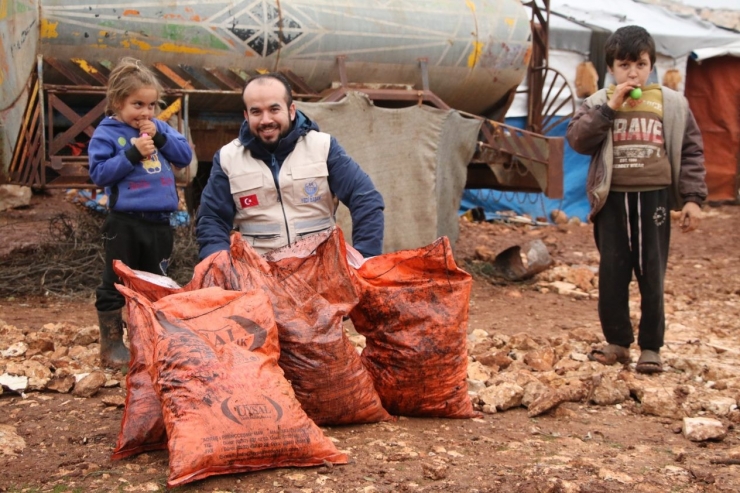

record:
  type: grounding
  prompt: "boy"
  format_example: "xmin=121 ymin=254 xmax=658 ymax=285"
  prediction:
xmin=566 ymin=25 xmax=706 ymax=374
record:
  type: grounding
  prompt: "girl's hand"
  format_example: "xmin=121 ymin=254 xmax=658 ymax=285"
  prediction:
xmin=134 ymin=133 xmax=155 ymax=158
xmin=138 ymin=119 xmax=157 ymax=137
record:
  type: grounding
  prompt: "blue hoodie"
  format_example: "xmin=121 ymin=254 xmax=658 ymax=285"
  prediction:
xmin=196 ymin=110 xmax=385 ymax=259
xmin=88 ymin=117 xmax=193 ymax=213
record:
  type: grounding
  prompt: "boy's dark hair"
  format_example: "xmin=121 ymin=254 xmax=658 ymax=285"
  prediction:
xmin=242 ymin=73 xmax=294 ymax=110
xmin=604 ymin=25 xmax=656 ymax=68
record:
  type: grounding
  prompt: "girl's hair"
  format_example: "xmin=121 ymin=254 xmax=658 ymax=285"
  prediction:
xmin=105 ymin=57 xmax=164 ymax=116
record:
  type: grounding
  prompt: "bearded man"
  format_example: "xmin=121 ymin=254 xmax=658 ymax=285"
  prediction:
xmin=196 ymin=73 xmax=385 ymax=259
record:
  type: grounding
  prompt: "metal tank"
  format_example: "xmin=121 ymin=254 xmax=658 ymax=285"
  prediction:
xmin=38 ymin=0 xmax=532 ymax=115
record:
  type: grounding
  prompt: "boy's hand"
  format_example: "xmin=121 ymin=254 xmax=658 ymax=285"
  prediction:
xmin=138 ymin=119 xmax=157 ymax=137
xmin=679 ymin=202 xmax=701 ymax=233
xmin=607 ymin=82 xmax=639 ymax=111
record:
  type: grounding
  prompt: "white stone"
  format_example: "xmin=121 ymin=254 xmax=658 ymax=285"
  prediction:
xmin=683 ymin=417 xmax=726 ymax=442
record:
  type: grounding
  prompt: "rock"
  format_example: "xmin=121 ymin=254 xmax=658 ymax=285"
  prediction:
xmin=528 ymin=381 xmax=589 ymax=417
xmin=47 ymin=368 xmax=76 ymax=393
xmin=523 ymin=348 xmax=556 ymax=371
xmin=0 ymin=373 xmax=28 ymax=392
xmin=467 ymin=361 xmax=492 ymax=381
xmin=102 ymin=395 xmax=126 ymax=407
xmin=1 ymin=342 xmax=28 ymax=358
xmin=682 ymin=417 xmax=726 ymax=442
xmin=551 ymin=209 xmax=568 ymax=224
xmin=478 ymin=382 xmax=524 ymax=411
xmin=72 ymin=370 xmax=107 ymax=397
xmin=563 ymin=266 xmax=596 ymax=292
xmin=702 ymin=396 xmax=737 ymax=417
xmin=591 ymin=376 xmax=630 ymax=406
xmin=421 ymin=462 xmax=448 ymax=480
xmin=20 ymin=360 xmax=52 ymax=391
xmin=638 ymin=387 xmax=685 ymax=420
xmin=0 ymin=424 xmax=27 ymax=456
xmin=521 ymin=381 xmax=551 ymax=408
xmin=25 ymin=333 xmax=55 ymax=354
xmin=72 ymin=326 xmax=99 ymax=347
xmin=474 ymin=245 xmax=496 ymax=262
xmin=477 ymin=351 xmax=513 ymax=370
xmin=0 ymin=185 xmax=32 ymax=212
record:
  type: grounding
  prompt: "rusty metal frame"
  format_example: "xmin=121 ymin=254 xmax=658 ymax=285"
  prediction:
xmin=9 ymin=45 xmax=563 ymax=197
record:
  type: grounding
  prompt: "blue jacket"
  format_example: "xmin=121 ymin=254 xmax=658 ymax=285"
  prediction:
xmin=88 ymin=117 xmax=192 ymax=213
xmin=196 ymin=110 xmax=385 ymax=259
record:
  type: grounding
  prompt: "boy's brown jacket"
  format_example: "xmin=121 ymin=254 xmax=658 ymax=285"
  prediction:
xmin=566 ymin=87 xmax=707 ymax=220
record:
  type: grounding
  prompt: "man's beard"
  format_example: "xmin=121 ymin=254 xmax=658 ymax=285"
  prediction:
xmin=257 ymin=123 xmax=291 ymax=151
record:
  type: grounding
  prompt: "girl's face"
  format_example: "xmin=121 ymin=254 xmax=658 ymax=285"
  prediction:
xmin=114 ymin=86 xmax=158 ymax=129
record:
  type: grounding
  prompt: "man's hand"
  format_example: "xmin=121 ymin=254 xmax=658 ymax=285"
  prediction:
xmin=679 ymin=201 xmax=701 ymax=233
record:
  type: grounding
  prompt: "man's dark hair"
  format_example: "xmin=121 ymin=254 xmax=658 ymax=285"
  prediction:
xmin=604 ymin=25 xmax=656 ymax=68
xmin=242 ymin=73 xmax=294 ymax=110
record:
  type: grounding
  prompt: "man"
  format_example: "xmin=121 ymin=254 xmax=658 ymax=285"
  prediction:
xmin=196 ymin=73 xmax=385 ymax=259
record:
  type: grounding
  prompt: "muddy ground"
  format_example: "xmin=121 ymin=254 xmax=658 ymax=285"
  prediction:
xmin=1 ymin=190 xmax=740 ymax=492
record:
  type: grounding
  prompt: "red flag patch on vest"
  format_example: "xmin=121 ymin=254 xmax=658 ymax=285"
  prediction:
xmin=239 ymin=194 xmax=259 ymax=209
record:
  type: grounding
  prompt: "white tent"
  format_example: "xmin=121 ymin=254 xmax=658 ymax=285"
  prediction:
xmin=507 ymin=0 xmax=740 ymax=118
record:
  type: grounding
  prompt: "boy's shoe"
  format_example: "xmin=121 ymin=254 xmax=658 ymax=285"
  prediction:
xmin=588 ymin=344 xmax=631 ymax=365
xmin=636 ymin=349 xmax=663 ymax=374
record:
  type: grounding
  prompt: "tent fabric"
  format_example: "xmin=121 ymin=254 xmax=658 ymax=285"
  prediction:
xmin=549 ymin=0 xmax=740 ymax=59
xmin=692 ymin=40 xmax=740 ymax=61
xmin=685 ymin=56 xmax=740 ymax=203
xmin=296 ymin=93 xmax=481 ymax=253
xmin=461 ymin=117 xmax=591 ymax=222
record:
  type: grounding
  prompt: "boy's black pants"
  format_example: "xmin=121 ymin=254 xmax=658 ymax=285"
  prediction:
xmin=95 ymin=212 xmax=174 ymax=312
xmin=593 ymin=189 xmax=671 ymax=352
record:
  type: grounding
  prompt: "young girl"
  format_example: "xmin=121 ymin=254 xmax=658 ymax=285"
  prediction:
xmin=88 ymin=57 xmax=193 ymax=368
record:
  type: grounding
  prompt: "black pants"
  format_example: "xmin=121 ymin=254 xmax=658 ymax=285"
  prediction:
xmin=95 ymin=212 xmax=174 ymax=312
xmin=593 ymin=189 xmax=671 ymax=352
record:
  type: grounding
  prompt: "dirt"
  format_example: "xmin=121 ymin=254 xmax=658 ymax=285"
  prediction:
xmin=1 ymin=190 xmax=740 ymax=492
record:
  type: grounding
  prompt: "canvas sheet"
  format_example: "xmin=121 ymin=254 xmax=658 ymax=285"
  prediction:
xmin=297 ymin=93 xmax=481 ymax=253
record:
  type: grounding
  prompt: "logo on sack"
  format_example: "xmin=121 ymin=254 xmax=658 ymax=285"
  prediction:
xmin=239 ymin=194 xmax=259 ymax=209
xmin=220 ymin=395 xmax=284 ymax=425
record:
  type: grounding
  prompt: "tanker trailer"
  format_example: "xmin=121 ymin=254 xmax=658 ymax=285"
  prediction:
xmin=2 ymin=0 xmax=565 ymax=251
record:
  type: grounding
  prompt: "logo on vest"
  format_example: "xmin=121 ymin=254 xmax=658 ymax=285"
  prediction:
xmin=301 ymin=181 xmax=322 ymax=204
xmin=239 ymin=194 xmax=259 ymax=209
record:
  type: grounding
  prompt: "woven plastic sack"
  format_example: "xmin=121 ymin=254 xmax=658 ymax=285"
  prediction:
xmin=265 ymin=229 xmax=393 ymax=425
xmin=350 ymin=236 xmax=479 ymax=418
xmin=111 ymin=263 xmax=181 ymax=460
xmin=117 ymin=284 xmax=348 ymax=488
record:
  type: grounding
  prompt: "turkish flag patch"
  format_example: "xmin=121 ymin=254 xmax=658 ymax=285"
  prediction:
xmin=239 ymin=194 xmax=259 ymax=209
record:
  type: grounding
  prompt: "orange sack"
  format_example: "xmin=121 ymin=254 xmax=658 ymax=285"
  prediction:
xmin=111 ymin=263 xmax=180 ymax=460
xmin=350 ymin=236 xmax=480 ymax=418
xmin=111 ymin=245 xmax=273 ymax=460
xmin=116 ymin=284 xmax=348 ymax=488
xmin=266 ymin=229 xmax=393 ymax=425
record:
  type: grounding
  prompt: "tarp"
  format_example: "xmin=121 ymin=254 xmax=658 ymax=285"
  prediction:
xmin=685 ymin=56 xmax=740 ymax=203
xmin=297 ymin=93 xmax=482 ymax=253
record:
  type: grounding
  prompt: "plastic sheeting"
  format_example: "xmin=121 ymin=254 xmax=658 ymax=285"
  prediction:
xmin=296 ymin=93 xmax=482 ymax=253
xmin=686 ymin=56 xmax=740 ymax=203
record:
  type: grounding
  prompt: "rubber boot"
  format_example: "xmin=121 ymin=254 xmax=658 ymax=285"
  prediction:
xmin=98 ymin=309 xmax=130 ymax=369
